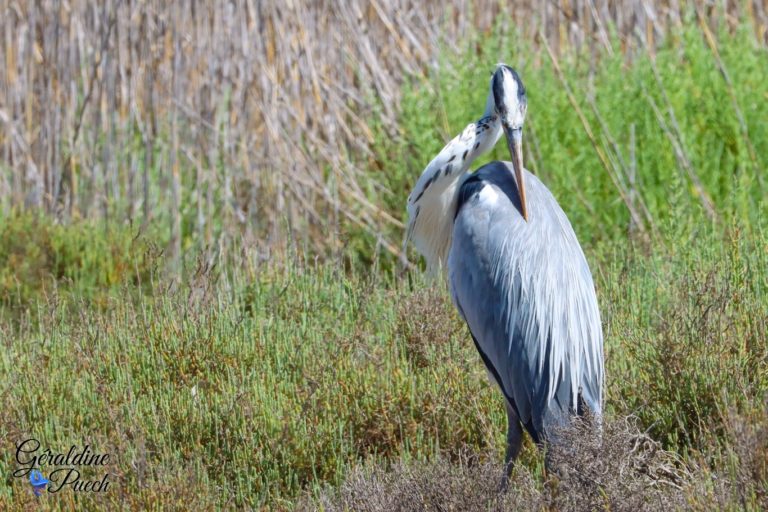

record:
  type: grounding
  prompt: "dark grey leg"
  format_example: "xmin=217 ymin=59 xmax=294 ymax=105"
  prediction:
xmin=499 ymin=400 xmax=523 ymax=492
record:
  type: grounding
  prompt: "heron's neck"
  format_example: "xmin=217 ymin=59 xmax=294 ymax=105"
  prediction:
xmin=405 ymin=114 xmax=502 ymax=271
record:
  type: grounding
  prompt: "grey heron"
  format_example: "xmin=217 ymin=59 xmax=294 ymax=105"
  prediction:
xmin=405 ymin=64 xmax=604 ymax=485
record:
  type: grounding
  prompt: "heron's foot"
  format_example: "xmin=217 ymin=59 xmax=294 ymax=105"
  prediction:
xmin=498 ymin=472 xmax=510 ymax=494
xmin=501 ymin=403 xmax=523 ymax=494
xmin=498 ymin=457 xmax=515 ymax=494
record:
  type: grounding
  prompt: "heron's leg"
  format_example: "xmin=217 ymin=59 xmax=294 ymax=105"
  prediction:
xmin=499 ymin=400 xmax=523 ymax=492
xmin=543 ymin=444 xmax=554 ymax=477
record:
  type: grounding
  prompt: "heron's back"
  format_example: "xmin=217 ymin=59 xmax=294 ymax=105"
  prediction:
xmin=448 ymin=161 xmax=603 ymax=441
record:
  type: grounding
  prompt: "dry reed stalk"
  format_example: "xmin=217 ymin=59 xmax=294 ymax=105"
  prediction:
xmin=0 ymin=1 xmax=762 ymax=264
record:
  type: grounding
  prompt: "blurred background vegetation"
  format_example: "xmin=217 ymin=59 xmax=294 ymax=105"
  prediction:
xmin=0 ymin=0 xmax=766 ymax=510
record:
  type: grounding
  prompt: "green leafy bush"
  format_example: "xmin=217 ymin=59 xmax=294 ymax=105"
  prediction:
xmin=0 ymin=213 xmax=156 ymax=314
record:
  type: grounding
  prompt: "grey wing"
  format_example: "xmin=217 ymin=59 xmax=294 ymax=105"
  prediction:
xmin=448 ymin=162 xmax=603 ymax=441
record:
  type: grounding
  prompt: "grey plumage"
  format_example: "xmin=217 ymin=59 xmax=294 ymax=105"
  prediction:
xmin=449 ymin=162 xmax=603 ymax=444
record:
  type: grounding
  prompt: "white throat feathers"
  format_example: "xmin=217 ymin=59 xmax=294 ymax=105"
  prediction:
xmin=404 ymin=110 xmax=503 ymax=272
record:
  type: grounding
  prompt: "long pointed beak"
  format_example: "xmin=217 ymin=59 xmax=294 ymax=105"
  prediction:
xmin=502 ymin=124 xmax=528 ymax=221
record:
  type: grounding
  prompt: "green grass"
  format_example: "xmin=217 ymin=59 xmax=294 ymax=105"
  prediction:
xmin=1 ymin=20 xmax=767 ymax=511
xmin=1 ymin=224 xmax=766 ymax=509
xmin=360 ymin=22 xmax=767 ymax=269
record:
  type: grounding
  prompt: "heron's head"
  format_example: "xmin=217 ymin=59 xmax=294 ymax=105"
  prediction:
xmin=492 ymin=64 xmax=528 ymax=221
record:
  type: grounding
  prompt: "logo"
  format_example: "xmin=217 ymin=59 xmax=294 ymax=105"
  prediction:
xmin=13 ymin=438 xmax=112 ymax=495
xmin=29 ymin=470 xmax=49 ymax=496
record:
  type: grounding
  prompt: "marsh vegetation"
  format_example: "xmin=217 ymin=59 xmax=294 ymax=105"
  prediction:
xmin=1 ymin=1 xmax=766 ymax=509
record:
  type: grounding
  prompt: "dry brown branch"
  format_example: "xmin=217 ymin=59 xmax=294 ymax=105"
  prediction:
xmin=0 ymin=0 xmax=758 ymax=262
xmin=308 ymin=414 xmax=700 ymax=512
